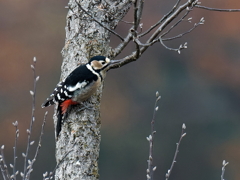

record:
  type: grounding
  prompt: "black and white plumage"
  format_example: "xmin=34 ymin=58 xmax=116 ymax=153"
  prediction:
xmin=42 ymin=56 xmax=120 ymax=137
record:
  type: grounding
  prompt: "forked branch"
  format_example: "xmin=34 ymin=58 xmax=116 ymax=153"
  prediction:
xmin=107 ymin=0 xmax=240 ymax=69
xmin=70 ymin=0 xmax=240 ymax=67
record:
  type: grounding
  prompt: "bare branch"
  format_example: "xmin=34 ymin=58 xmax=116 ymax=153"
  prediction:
xmin=25 ymin=111 xmax=48 ymax=179
xmin=12 ymin=121 xmax=19 ymax=180
xmin=108 ymin=51 xmax=137 ymax=69
xmin=109 ymin=0 xmax=145 ymax=58
xmin=162 ymin=17 xmax=204 ymax=41
xmin=134 ymin=38 xmax=158 ymax=47
xmin=110 ymin=32 xmax=133 ymax=58
xmin=74 ymin=0 xmax=124 ymax=41
xmin=133 ymin=0 xmax=144 ymax=31
xmin=133 ymin=39 xmax=141 ymax=59
xmin=160 ymin=38 xmax=182 ymax=53
xmin=0 ymin=57 xmax=47 ymax=180
xmin=146 ymin=92 xmax=161 ymax=180
xmin=133 ymin=0 xmax=139 ymax=31
xmin=109 ymin=1 xmax=195 ymax=68
xmin=141 ymin=1 xmax=194 ymax=54
xmin=23 ymin=57 xmax=47 ymax=180
xmin=133 ymin=1 xmax=141 ymax=59
xmin=165 ymin=123 xmax=186 ymax=180
xmin=0 ymin=145 xmax=11 ymax=180
xmin=23 ymin=57 xmax=38 ymax=180
xmin=121 ymin=20 xmax=134 ymax=24
xmin=195 ymin=5 xmax=240 ymax=12
xmin=160 ymin=9 xmax=191 ymax=38
xmin=157 ymin=9 xmax=190 ymax=53
xmin=139 ymin=0 xmax=182 ymax=38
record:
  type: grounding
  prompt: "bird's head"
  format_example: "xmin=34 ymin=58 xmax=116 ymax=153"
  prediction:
xmin=88 ymin=56 xmax=121 ymax=77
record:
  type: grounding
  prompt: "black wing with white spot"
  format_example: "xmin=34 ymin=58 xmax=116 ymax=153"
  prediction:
xmin=41 ymin=81 xmax=72 ymax=108
xmin=41 ymin=64 xmax=98 ymax=108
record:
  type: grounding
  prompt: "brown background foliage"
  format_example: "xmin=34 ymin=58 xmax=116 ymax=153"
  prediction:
xmin=0 ymin=0 xmax=240 ymax=179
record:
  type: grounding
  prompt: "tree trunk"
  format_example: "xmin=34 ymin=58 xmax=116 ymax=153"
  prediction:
xmin=55 ymin=0 xmax=132 ymax=179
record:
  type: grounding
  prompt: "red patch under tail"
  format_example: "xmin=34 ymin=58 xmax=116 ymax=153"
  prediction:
xmin=60 ymin=99 xmax=78 ymax=114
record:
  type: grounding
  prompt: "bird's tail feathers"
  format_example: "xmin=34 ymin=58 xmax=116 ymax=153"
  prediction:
xmin=41 ymin=98 xmax=55 ymax=108
xmin=56 ymin=104 xmax=64 ymax=138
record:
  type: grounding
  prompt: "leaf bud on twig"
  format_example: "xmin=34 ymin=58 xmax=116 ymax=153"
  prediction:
xmin=30 ymin=90 xmax=34 ymax=96
xmin=36 ymin=76 xmax=40 ymax=82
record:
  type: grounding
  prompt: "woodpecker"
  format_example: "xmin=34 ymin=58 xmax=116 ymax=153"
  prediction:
xmin=42 ymin=56 xmax=120 ymax=137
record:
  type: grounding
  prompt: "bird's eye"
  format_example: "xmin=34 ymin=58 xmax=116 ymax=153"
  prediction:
xmin=101 ymin=61 xmax=106 ymax=65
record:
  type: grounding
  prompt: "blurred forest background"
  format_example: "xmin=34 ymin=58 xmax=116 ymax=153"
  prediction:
xmin=0 ymin=0 xmax=240 ymax=180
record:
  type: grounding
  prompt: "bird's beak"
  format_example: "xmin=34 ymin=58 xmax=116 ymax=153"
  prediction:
xmin=105 ymin=59 xmax=122 ymax=71
xmin=110 ymin=59 xmax=122 ymax=65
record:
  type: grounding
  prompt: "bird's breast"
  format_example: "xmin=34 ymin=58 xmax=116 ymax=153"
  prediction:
xmin=72 ymin=78 xmax=101 ymax=102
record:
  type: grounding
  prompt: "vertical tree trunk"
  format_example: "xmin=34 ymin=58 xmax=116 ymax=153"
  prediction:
xmin=55 ymin=0 xmax=132 ymax=179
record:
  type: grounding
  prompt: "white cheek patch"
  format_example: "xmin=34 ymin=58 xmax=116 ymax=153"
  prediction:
xmin=67 ymin=81 xmax=87 ymax=92
xmin=106 ymin=57 xmax=110 ymax=63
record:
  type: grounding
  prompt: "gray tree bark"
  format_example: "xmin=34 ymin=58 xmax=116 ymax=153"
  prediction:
xmin=55 ymin=0 xmax=132 ymax=179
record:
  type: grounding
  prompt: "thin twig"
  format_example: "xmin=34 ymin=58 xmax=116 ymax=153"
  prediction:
xmin=139 ymin=0 xmax=182 ymax=38
xmin=120 ymin=20 xmax=134 ymax=24
xmin=195 ymin=5 xmax=240 ymax=12
xmin=110 ymin=32 xmax=133 ymax=58
xmin=221 ymin=160 xmax=229 ymax=180
xmin=132 ymin=8 xmax=193 ymax=52
xmin=12 ymin=121 xmax=19 ymax=180
xmin=146 ymin=92 xmax=161 ymax=180
xmin=25 ymin=111 xmax=48 ymax=179
xmin=160 ymin=16 xmax=204 ymax=53
xmin=140 ymin=0 xmax=194 ymax=55
xmin=23 ymin=57 xmax=38 ymax=180
xmin=165 ymin=123 xmax=186 ymax=180
xmin=162 ymin=18 xmax=203 ymax=41
xmin=74 ymin=0 xmax=124 ymax=41
xmin=0 ymin=145 xmax=11 ymax=180
xmin=161 ymin=9 xmax=191 ymax=38
xmin=158 ymin=8 xmax=191 ymax=53
xmin=135 ymin=9 xmax=190 ymax=50
xmin=160 ymin=38 xmax=180 ymax=52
